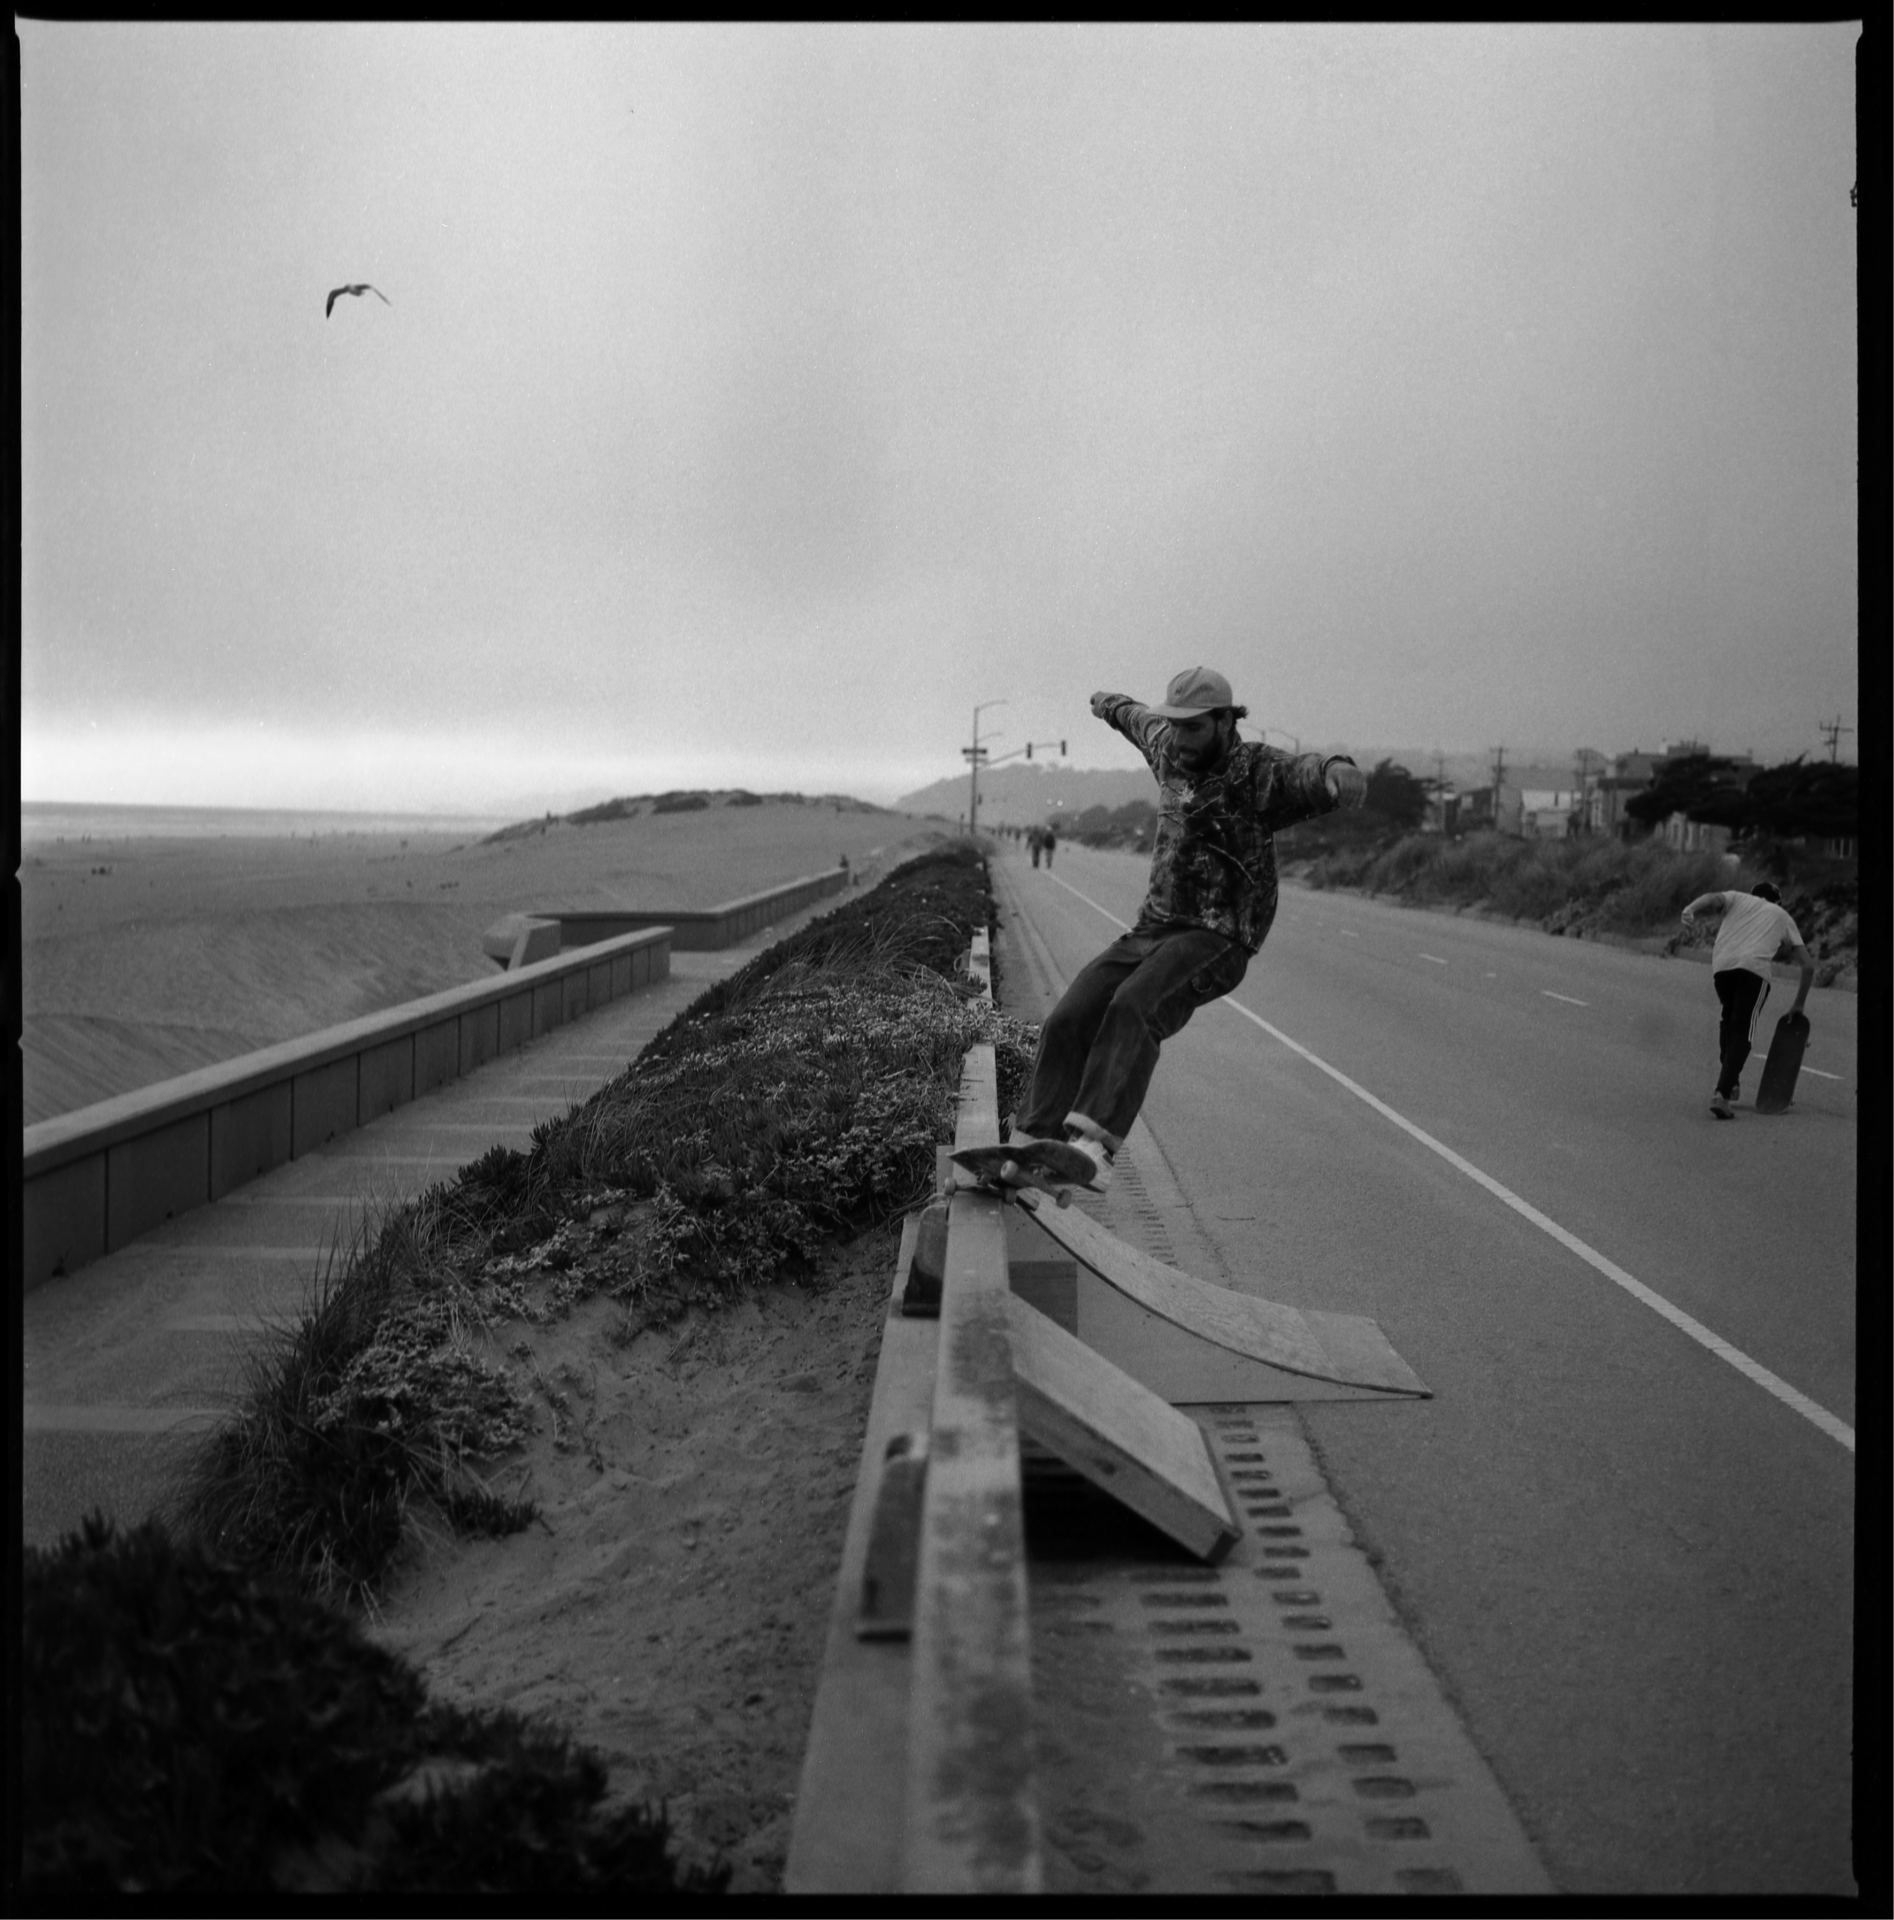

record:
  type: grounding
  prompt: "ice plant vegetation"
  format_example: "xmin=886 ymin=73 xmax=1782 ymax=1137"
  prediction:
xmin=176 ymin=844 xmax=1032 ymax=1604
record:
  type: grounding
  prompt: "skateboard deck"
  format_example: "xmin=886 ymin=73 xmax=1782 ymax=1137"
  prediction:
xmin=1754 ymin=1009 xmax=1810 ymax=1114
xmin=950 ymin=1140 xmax=1096 ymax=1204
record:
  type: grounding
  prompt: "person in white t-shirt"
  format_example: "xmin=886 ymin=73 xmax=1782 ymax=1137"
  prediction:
xmin=1679 ymin=881 xmax=1815 ymax=1118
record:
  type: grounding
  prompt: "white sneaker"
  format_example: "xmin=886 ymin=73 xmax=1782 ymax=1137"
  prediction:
xmin=1063 ymin=1132 xmax=1115 ymax=1193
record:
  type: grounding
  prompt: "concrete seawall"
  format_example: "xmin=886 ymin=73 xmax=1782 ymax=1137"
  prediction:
xmin=21 ymin=928 xmax=671 ymax=1293
xmin=484 ymin=867 xmax=853 ymax=964
xmin=22 ymin=865 xmax=859 ymax=1293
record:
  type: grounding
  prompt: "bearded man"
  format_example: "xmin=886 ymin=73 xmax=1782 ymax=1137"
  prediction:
xmin=1009 ymin=666 xmax=1366 ymax=1190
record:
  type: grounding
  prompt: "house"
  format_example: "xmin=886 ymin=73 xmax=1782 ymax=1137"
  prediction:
xmin=1495 ymin=767 xmax=1581 ymax=838
xmin=1661 ymin=812 xmax=1737 ymax=856
xmin=1590 ymin=743 xmax=1755 ymax=840
xmin=1420 ymin=781 xmax=1459 ymax=834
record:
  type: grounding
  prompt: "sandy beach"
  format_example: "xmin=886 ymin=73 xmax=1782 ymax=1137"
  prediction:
xmin=20 ymin=799 xmax=943 ymax=1125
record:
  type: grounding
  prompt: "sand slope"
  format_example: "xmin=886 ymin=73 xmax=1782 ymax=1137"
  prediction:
xmin=20 ymin=801 xmax=938 ymax=1125
xmin=368 ymin=1234 xmax=895 ymax=1893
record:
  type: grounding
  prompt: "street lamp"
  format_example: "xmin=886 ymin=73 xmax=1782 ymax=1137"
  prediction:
xmin=964 ymin=699 xmax=1007 ymax=837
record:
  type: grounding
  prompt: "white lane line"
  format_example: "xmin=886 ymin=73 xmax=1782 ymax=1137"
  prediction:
xmin=1045 ymin=870 xmax=1855 ymax=1455
xmin=1541 ymin=990 xmax=1589 ymax=1006
xmin=1419 ymin=953 xmax=1448 ymax=966
xmin=1340 ymin=928 xmax=1359 ymax=938
xmin=1804 ymin=1068 xmax=1844 ymax=1082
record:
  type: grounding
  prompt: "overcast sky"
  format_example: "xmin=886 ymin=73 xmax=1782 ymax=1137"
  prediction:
xmin=21 ymin=22 xmax=1860 ymax=814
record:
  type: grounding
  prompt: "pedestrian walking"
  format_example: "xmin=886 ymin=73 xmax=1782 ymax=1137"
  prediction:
xmin=1029 ymin=826 xmax=1043 ymax=868
xmin=1006 ymin=666 xmax=1365 ymax=1189
xmin=1680 ymin=881 xmax=1816 ymax=1118
xmin=1042 ymin=823 xmax=1057 ymax=869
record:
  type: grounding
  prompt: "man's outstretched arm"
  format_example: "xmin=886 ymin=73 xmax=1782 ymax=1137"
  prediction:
xmin=1090 ymin=690 xmax=1167 ymax=758
xmin=1321 ymin=757 xmax=1366 ymax=807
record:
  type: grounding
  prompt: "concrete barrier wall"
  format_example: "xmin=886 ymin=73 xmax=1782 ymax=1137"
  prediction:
xmin=549 ymin=865 xmax=850 ymax=953
xmin=21 ymin=927 xmax=673 ymax=1294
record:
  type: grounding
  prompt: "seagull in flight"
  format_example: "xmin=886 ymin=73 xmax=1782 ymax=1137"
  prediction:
xmin=325 ymin=282 xmax=392 ymax=319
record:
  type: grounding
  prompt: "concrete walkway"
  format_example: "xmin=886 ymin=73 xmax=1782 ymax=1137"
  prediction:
xmin=22 ymin=907 xmax=837 ymax=1553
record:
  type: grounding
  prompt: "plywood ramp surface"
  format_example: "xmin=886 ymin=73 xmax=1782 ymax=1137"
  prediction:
xmin=1007 ymin=1296 xmax=1240 ymax=1563
xmin=1020 ymin=1191 xmax=1339 ymax=1380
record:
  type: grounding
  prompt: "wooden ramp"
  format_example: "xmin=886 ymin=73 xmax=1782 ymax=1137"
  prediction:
xmin=1008 ymin=1191 xmax=1429 ymax=1402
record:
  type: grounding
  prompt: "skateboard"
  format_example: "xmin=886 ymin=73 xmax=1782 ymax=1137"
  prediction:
xmin=1753 ymin=1010 xmax=1811 ymax=1114
xmin=949 ymin=1140 xmax=1097 ymax=1207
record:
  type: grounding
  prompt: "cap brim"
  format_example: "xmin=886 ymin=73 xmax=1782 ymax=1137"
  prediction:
xmin=1149 ymin=703 xmax=1220 ymax=720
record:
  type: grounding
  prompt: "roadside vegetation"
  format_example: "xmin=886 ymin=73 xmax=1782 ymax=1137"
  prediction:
xmin=1045 ymin=755 xmax=1857 ymax=982
xmin=24 ymin=842 xmax=1035 ymax=1899
xmin=1286 ymin=828 xmax=1857 ymax=983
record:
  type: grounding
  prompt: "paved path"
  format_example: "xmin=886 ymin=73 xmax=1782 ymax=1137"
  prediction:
xmin=22 ymin=902 xmax=843 ymax=1553
xmin=994 ymin=843 xmax=1858 ymax=1899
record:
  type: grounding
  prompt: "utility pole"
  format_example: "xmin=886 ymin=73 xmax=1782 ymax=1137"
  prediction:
xmin=1819 ymin=716 xmax=1853 ymax=763
xmin=1572 ymin=748 xmax=1603 ymax=836
xmin=1489 ymin=745 xmax=1507 ymax=834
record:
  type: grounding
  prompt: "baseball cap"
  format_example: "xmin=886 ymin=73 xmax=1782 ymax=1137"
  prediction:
xmin=1150 ymin=666 xmax=1236 ymax=719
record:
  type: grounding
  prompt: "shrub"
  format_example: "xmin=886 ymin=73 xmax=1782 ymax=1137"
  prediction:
xmin=22 ymin=1515 xmax=722 ymax=1898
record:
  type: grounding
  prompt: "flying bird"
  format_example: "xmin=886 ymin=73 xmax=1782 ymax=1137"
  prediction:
xmin=325 ymin=283 xmax=392 ymax=319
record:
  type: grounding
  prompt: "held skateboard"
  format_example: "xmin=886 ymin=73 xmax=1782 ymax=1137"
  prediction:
xmin=1754 ymin=1009 xmax=1811 ymax=1114
xmin=949 ymin=1140 xmax=1097 ymax=1207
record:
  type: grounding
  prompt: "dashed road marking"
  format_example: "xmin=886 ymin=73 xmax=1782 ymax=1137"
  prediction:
xmin=1540 ymin=991 xmax=1588 ymax=1006
xmin=1339 ymin=929 xmax=1359 ymax=938
xmin=1418 ymin=954 xmax=1448 ymax=966
xmin=1046 ymin=869 xmax=1855 ymax=1457
xmin=1804 ymin=1068 xmax=1843 ymax=1082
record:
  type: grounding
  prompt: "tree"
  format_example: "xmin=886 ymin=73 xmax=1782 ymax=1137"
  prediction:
xmin=1362 ymin=760 xmax=1429 ymax=831
xmin=1740 ymin=758 xmax=1858 ymax=840
xmin=1622 ymin=754 xmax=1755 ymax=832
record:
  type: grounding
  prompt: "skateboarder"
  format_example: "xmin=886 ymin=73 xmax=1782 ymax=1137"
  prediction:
xmin=1680 ymin=881 xmax=1816 ymax=1118
xmin=1007 ymin=666 xmax=1366 ymax=1189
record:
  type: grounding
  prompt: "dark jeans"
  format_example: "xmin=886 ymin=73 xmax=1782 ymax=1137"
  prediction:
xmin=1018 ymin=926 xmax=1250 ymax=1148
xmin=1714 ymin=967 xmax=1770 ymax=1097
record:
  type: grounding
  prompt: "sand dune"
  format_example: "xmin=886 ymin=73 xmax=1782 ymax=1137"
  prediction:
xmin=22 ymin=801 xmax=940 ymax=1125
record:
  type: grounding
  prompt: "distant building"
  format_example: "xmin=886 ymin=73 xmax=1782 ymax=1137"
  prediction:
xmin=1494 ymin=767 xmax=1581 ymax=838
xmin=1587 ymin=744 xmax=1755 ymax=840
xmin=1661 ymin=812 xmax=1737 ymax=856
xmin=1420 ymin=782 xmax=1458 ymax=834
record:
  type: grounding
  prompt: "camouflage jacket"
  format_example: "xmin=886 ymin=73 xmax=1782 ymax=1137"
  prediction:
xmin=1094 ymin=693 xmax=1344 ymax=953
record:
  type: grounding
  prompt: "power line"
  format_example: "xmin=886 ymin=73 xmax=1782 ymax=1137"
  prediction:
xmin=1818 ymin=716 xmax=1853 ymax=763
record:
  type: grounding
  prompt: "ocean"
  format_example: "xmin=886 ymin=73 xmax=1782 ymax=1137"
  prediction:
xmin=20 ymin=801 xmax=513 ymax=846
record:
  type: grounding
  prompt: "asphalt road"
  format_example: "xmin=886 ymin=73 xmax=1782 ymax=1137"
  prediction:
xmin=1000 ymin=842 xmax=1859 ymax=1899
